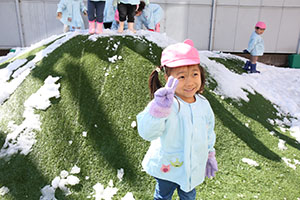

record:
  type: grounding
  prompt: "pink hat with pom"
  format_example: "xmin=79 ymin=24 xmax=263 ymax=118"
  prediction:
xmin=161 ymin=39 xmax=200 ymax=68
xmin=255 ymin=21 xmax=266 ymax=29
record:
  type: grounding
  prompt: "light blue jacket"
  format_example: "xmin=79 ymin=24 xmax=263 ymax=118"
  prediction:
xmin=57 ymin=0 xmax=87 ymax=29
xmin=137 ymin=95 xmax=216 ymax=192
xmin=119 ymin=0 xmax=139 ymax=5
xmin=135 ymin=3 xmax=163 ymax=30
xmin=247 ymin=31 xmax=265 ymax=56
xmin=103 ymin=0 xmax=116 ymax=23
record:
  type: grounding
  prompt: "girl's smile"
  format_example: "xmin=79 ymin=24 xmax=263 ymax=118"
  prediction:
xmin=166 ymin=64 xmax=201 ymax=103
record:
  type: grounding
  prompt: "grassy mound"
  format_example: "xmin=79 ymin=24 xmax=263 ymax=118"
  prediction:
xmin=0 ymin=35 xmax=299 ymax=199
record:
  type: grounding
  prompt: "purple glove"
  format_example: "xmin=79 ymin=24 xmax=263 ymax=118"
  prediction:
xmin=205 ymin=151 xmax=218 ymax=178
xmin=149 ymin=76 xmax=178 ymax=118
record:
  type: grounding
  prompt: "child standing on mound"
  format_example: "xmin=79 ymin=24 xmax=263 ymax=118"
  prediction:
xmin=243 ymin=21 xmax=266 ymax=73
xmin=113 ymin=0 xmax=148 ymax=33
xmin=88 ymin=0 xmax=106 ymax=34
xmin=135 ymin=1 xmax=164 ymax=32
xmin=57 ymin=0 xmax=87 ymax=32
xmin=137 ymin=39 xmax=218 ymax=199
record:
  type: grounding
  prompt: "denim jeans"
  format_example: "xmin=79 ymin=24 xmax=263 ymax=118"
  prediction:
xmin=88 ymin=0 xmax=105 ymax=22
xmin=154 ymin=178 xmax=196 ymax=200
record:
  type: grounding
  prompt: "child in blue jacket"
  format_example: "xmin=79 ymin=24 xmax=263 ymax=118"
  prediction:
xmin=135 ymin=1 xmax=163 ymax=32
xmin=137 ymin=39 xmax=218 ymax=199
xmin=243 ymin=21 xmax=266 ymax=73
xmin=57 ymin=0 xmax=87 ymax=32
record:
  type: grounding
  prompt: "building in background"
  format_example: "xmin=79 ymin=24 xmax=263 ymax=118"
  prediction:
xmin=1 ymin=0 xmax=300 ymax=56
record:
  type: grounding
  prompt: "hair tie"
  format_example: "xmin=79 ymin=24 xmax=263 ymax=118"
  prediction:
xmin=155 ymin=67 xmax=161 ymax=73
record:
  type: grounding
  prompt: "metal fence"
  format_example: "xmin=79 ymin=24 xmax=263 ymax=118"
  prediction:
xmin=1 ymin=0 xmax=300 ymax=53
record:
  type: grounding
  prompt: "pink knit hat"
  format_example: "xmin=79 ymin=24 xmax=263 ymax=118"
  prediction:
xmin=255 ymin=21 xmax=266 ymax=29
xmin=161 ymin=39 xmax=200 ymax=68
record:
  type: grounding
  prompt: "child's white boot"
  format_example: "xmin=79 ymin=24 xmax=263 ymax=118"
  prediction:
xmin=96 ymin=22 xmax=103 ymax=34
xmin=89 ymin=20 xmax=95 ymax=34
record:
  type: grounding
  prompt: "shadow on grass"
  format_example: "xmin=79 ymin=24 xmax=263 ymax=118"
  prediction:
xmin=29 ymin=35 xmax=157 ymax=182
xmin=230 ymin=92 xmax=300 ymax=151
xmin=0 ymin=35 xmax=160 ymax=199
xmin=65 ymin=61 xmax=139 ymax=181
xmin=0 ymin=154 xmax=48 ymax=199
xmin=204 ymin=91 xmax=281 ymax=161
xmin=0 ymin=130 xmax=4 ymax=148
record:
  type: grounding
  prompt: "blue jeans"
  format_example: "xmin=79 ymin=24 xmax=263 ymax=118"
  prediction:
xmin=88 ymin=0 xmax=105 ymax=22
xmin=154 ymin=178 xmax=196 ymax=200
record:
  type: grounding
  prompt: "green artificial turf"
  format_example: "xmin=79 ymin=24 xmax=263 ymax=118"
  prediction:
xmin=0 ymin=36 xmax=299 ymax=200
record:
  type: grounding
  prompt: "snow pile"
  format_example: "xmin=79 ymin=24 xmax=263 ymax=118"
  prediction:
xmin=199 ymin=51 xmax=300 ymax=142
xmin=40 ymin=165 xmax=81 ymax=200
xmin=0 ymin=76 xmax=60 ymax=160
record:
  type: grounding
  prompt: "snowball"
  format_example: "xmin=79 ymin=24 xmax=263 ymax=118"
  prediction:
xmin=242 ymin=158 xmax=259 ymax=167
xmin=0 ymin=186 xmax=9 ymax=196
xmin=131 ymin=121 xmax=136 ymax=128
xmin=117 ymin=168 xmax=124 ymax=181
xmin=66 ymin=175 xmax=80 ymax=185
xmin=51 ymin=176 xmax=61 ymax=189
xmin=60 ymin=170 xmax=69 ymax=178
xmin=70 ymin=165 xmax=81 ymax=174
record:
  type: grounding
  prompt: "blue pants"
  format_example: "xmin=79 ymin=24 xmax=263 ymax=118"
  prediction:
xmin=88 ymin=0 xmax=105 ymax=23
xmin=154 ymin=178 xmax=196 ymax=200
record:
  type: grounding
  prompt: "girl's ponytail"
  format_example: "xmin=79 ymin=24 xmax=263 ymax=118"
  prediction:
xmin=148 ymin=66 xmax=163 ymax=99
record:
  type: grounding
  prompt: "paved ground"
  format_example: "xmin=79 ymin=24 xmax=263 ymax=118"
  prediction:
xmin=233 ymin=53 xmax=290 ymax=67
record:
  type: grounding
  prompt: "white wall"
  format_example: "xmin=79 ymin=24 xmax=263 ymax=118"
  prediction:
xmin=1 ymin=0 xmax=300 ymax=53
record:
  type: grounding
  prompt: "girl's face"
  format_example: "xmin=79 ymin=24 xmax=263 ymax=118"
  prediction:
xmin=255 ymin=28 xmax=265 ymax=35
xmin=166 ymin=64 xmax=201 ymax=103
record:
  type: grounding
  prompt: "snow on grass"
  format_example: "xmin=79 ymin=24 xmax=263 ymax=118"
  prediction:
xmin=130 ymin=121 xmax=136 ymax=128
xmin=0 ymin=76 xmax=60 ymax=160
xmin=0 ymin=58 xmax=27 ymax=82
xmin=0 ymin=33 xmax=75 ymax=105
xmin=91 ymin=180 xmax=118 ymax=200
xmin=40 ymin=166 xmax=81 ymax=199
xmin=199 ymin=50 xmax=300 ymax=137
xmin=241 ymin=158 xmax=259 ymax=167
xmin=117 ymin=168 xmax=124 ymax=181
xmin=278 ymin=139 xmax=288 ymax=150
xmin=282 ymin=157 xmax=297 ymax=170
xmin=0 ymin=186 xmax=9 ymax=196
xmin=121 ymin=192 xmax=135 ymax=200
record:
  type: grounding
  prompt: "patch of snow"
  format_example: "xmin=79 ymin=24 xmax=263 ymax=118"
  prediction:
xmin=242 ymin=158 xmax=259 ymax=167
